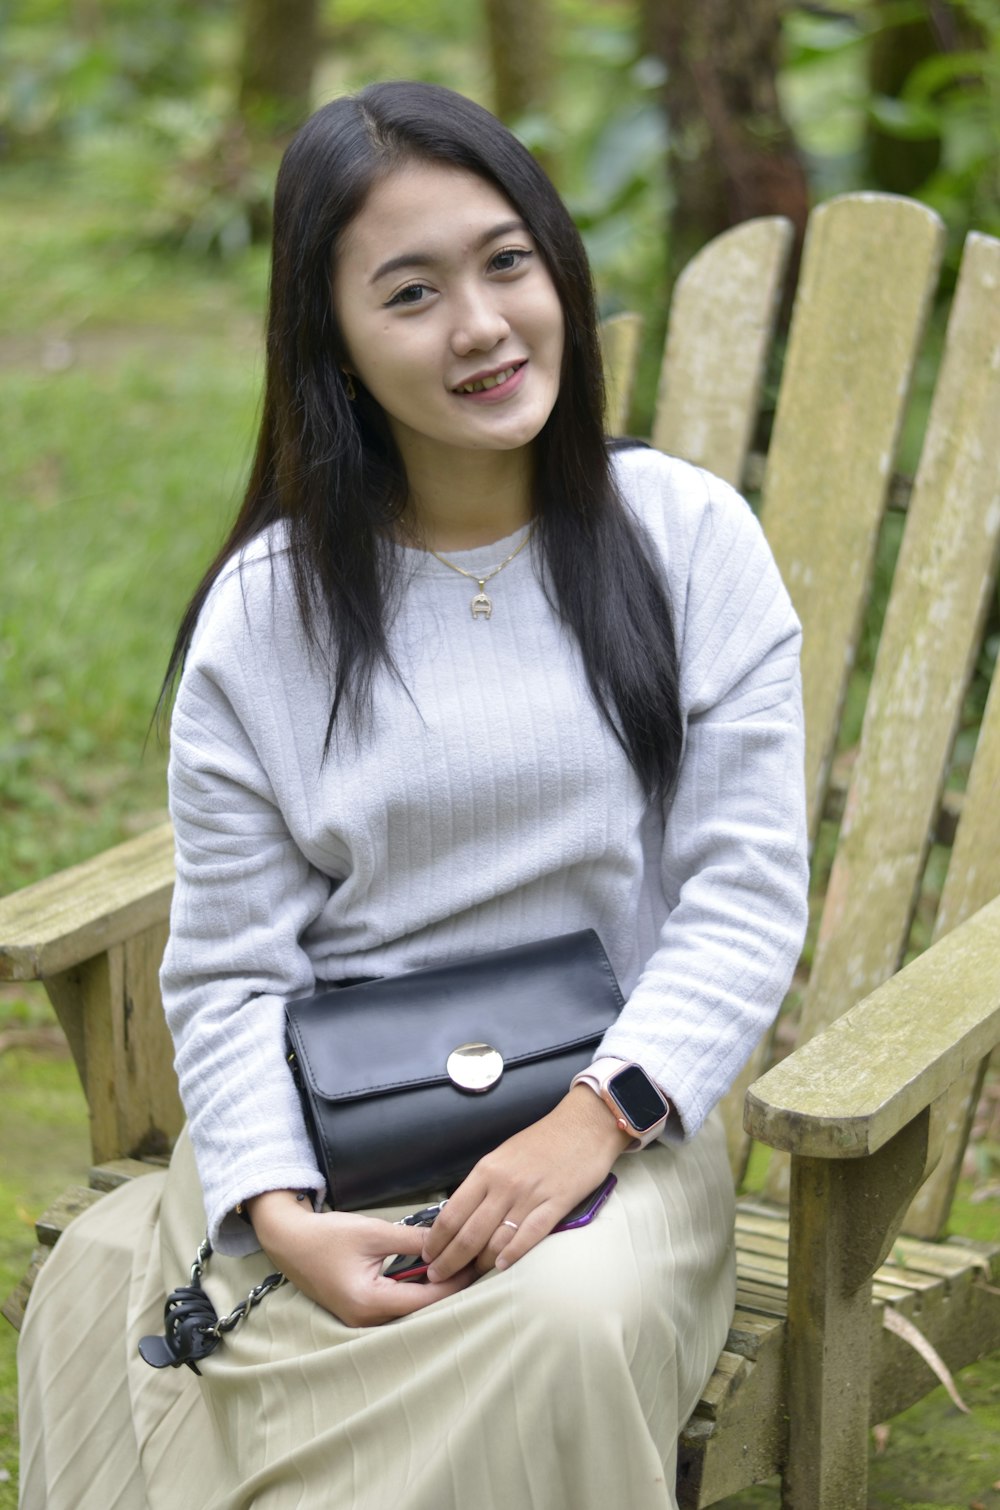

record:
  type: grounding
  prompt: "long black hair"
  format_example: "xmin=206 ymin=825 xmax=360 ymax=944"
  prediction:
xmin=161 ymin=81 xmax=682 ymax=801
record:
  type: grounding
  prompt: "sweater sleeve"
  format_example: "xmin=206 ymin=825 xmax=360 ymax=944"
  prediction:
xmin=598 ymin=463 xmax=809 ymax=1138
xmin=160 ymin=571 xmax=332 ymax=1256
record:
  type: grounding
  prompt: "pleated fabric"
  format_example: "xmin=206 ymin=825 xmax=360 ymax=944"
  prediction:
xmin=18 ymin=1116 xmax=735 ymax=1510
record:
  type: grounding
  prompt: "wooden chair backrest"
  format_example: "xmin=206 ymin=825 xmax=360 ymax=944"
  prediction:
xmin=2 ymin=193 xmax=997 ymax=1250
xmin=601 ymin=193 xmax=1000 ymax=1237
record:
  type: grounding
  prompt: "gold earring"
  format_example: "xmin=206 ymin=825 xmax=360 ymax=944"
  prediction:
xmin=343 ymin=371 xmax=357 ymax=401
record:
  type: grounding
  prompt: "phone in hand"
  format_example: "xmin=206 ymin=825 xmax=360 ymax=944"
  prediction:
xmin=383 ymin=1175 xmax=617 ymax=1281
xmin=383 ymin=1202 xmax=447 ymax=1282
xmin=551 ymin=1172 xmax=617 ymax=1231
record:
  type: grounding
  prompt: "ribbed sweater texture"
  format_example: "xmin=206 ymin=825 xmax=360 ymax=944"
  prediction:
xmin=161 ymin=447 xmax=809 ymax=1254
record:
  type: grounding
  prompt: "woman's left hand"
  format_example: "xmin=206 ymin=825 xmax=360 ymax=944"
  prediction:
xmin=421 ymin=1085 xmax=632 ymax=1281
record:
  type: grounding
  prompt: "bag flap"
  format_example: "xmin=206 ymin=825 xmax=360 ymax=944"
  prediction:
xmin=285 ymin=930 xmax=623 ymax=1102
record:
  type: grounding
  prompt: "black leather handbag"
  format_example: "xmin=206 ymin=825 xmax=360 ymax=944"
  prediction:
xmin=284 ymin=929 xmax=624 ymax=1211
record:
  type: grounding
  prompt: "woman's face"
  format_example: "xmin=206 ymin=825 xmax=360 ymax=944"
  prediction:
xmin=332 ymin=160 xmax=565 ymax=473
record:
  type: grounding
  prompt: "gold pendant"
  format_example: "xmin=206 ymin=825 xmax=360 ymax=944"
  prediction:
xmin=471 ymin=590 xmax=493 ymax=620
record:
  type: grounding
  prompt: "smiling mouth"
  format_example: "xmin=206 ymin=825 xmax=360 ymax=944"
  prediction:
xmin=453 ymin=361 xmax=526 ymax=395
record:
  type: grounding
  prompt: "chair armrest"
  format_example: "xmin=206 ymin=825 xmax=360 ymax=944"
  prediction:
xmin=745 ymin=892 xmax=1000 ymax=1158
xmin=0 ymin=822 xmax=174 ymax=982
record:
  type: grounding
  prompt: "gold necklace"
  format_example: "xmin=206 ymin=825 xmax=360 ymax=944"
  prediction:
xmin=428 ymin=523 xmax=536 ymax=620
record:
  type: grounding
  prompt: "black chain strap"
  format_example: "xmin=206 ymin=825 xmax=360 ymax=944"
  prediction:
xmin=137 ymin=1200 xmax=445 ymax=1374
xmin=138 ymin=1237 xmax=287 ymax=1375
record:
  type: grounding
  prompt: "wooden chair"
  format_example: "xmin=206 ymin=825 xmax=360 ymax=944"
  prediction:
xmin=3 ymin=192 xmax=1000 ymax=1509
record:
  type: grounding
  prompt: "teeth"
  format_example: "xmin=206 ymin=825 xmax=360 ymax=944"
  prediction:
xmin=457 ymin=365 xmax=519 ymax=394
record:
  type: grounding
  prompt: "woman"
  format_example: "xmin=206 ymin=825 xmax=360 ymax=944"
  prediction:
xmin=18 ymin=81 xmax=808 ymax=1510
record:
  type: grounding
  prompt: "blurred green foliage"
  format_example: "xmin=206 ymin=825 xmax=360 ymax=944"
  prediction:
xmin=3 ymin=3 xmax=997 ymax=297
xmin=1 ymin=0 xmax=997 ymax=894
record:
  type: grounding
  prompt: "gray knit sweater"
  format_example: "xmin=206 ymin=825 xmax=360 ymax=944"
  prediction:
xmin=161 ymin=447 xmax=809 ymax=1255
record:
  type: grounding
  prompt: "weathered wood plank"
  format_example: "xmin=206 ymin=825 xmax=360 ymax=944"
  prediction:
xmin=651 ymin=216 xmax=792 ymax=487
xmin=46 ymin=921 xmax=183 ymax=1165
xmin=765 ymin=225 xmax=1000 ymax=1205
xmin=34 ymin=1186 xmax=104 ymax=1247
xmin=0 ymin=821 xmax=174 ymax=981
xmin=745 ymin=893 xmax=1000 ymax=1159
xmin=599 ymin=311 xmax=643 ymax=436
xmin=759 ymin=194 xmax=945 ymax=843
xmin=677 ymin=1316 xmax=787 ymax=1508
xmin=797 ymin=226 xmax=1000 ymax=1035
xmin=89 ymin=1157 xmax=169 ymax=1192
xmin=907 ymin=434 xmax=1000 ymax=1237
xmin=1 ymin=1248 xmax=47 ymax=1331
xmin=870 ymin=1239 xmax=1000 ymax=1422
xmin=782 ymin=1113 xmax=933 ymax=1509
xmin=682 ymin=1226 xmax=1000 ymax=1508
xmin=720 ymin=196 xmax=946 ymax=1187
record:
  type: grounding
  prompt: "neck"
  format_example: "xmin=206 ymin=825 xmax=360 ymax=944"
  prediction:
xmin=399 ymin=442 xmax=534 ymax=552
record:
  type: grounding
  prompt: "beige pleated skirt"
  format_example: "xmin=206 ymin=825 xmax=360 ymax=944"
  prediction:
xmin=18 ymin=1116 xmax=735 ymax=1510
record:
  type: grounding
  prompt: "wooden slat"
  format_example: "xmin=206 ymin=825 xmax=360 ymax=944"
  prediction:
xmin=685 ymin=1229 xmax=1000 ymax=1506
xmin=759 ymin=194 xmax=945 ymax=842
xmin=651 ymin=216 xmax=793 ymax=486
xmin=677 ymin=1303 xmax=787 ymax=1508
xmin=907 ymin=360 xmax=1000 ymax=1236
xmin=735 ymin=1231 xmax=789 ymax=1261
xmin=89 ymin=1157 xmax=169 ymax=1192
xmin=599 ymin=312 xmax=643 ymax=435
xmin=34 ymin=1186 xmax=104 ymax=1247
xmin=893 ymin=1234 xmax=992 ymax=1274
xmin=1 ymin=1248 xmax=47 ymax=1331
xmin=720 ymin=196 xmax=946 ymax=1186
xmin=735 ymin=1288 xmax=786 ymax=1318
xmin=764 ymin=226 xmax=1000 ymax=1204
xmin=45 ymin=920 xmax=184 ymax=1166
xmin=737 ymin=1254 xmax=788 ymax=1281
xmin=747 ymin=893 xmax=1000 ymax=1160
xmin=0 ymin=820 xmax=174 ymax=981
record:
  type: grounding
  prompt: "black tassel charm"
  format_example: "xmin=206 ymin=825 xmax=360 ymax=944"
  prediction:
xmin=139 ymin=1237 xmax=287 ymax=1375
xmin=138 ymin=1280 xmax=222 ymax=1375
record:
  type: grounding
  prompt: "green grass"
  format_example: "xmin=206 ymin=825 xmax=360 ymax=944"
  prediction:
xmin=1 ymin=166 xmax=266 ymax=889
xmin=0 ymin=168 xmax=267 ymax=1501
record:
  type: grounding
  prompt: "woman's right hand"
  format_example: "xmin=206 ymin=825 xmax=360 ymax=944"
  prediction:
xmin=246 ymin=1189 xmax=475 ymax=1326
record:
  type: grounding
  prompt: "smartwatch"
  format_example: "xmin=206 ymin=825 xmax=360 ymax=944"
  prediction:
xmin=571 ymin=1059 xmax=670 ymax=1149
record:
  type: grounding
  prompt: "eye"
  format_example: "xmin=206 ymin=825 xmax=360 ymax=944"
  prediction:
xmin=490 ymin=247 xmax=532 ymax=274
xmin=385 ymin=282 xmax=431 ymax=308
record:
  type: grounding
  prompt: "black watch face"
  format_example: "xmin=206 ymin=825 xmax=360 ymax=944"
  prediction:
xmin=609 ymin=1065 xmax=667 ymax=1133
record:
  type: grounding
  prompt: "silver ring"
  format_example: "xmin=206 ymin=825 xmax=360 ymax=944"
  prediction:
xmin=501 ymin=1219 xmax=519 ymax=1231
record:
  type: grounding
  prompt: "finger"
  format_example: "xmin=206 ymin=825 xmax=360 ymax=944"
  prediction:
xmin=374 ymin=1225 xmax=427 ymax=1258
xmin=350 ymin=1216 xmax=428 ymax=1259
xmin=493 ymin=1206 xmax=559 ymax=1272
xmin=375 ymin=1266 xmax=475 ymax=1318
xmin=424 ymin=1209 xmax=502 ymax=1281
xmin=475 ymin=1215 xmax=522 ymax=1273
xmin=420 ymin=1180 xmax=484 ymax=1261
xmin=421 ymin=1183 xmax=506 ymax=1280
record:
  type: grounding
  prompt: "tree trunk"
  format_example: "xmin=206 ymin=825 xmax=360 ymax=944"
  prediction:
xmin=238 ymin=0 xmax=321 ymax=140
xmin=483 ymin=0 xmax=553 ymax=125
xmin=641 ymin=0 xmax=809 ymax=281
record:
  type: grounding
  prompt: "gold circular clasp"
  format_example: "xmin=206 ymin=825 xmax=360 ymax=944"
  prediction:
xmin=446 ymin=1042 xmax=504 ymax=1092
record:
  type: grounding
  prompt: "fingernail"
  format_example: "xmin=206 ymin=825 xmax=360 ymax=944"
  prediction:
xmin=426 ymin=1267 xmax=440 ymax=1283
xmin=495 ymin=1255 xmax=508 ymax=1271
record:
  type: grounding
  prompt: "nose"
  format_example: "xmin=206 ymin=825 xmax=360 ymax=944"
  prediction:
xmin=449 ymin=284 xmax=510 ymax=357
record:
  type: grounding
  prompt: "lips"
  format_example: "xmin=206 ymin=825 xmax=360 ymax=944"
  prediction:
xmin=453 ymin=360 xmax=527 ymax=395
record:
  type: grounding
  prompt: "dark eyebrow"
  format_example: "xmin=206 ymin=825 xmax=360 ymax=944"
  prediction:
xmin=369 ymin=219 xmax=530 ymax=284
